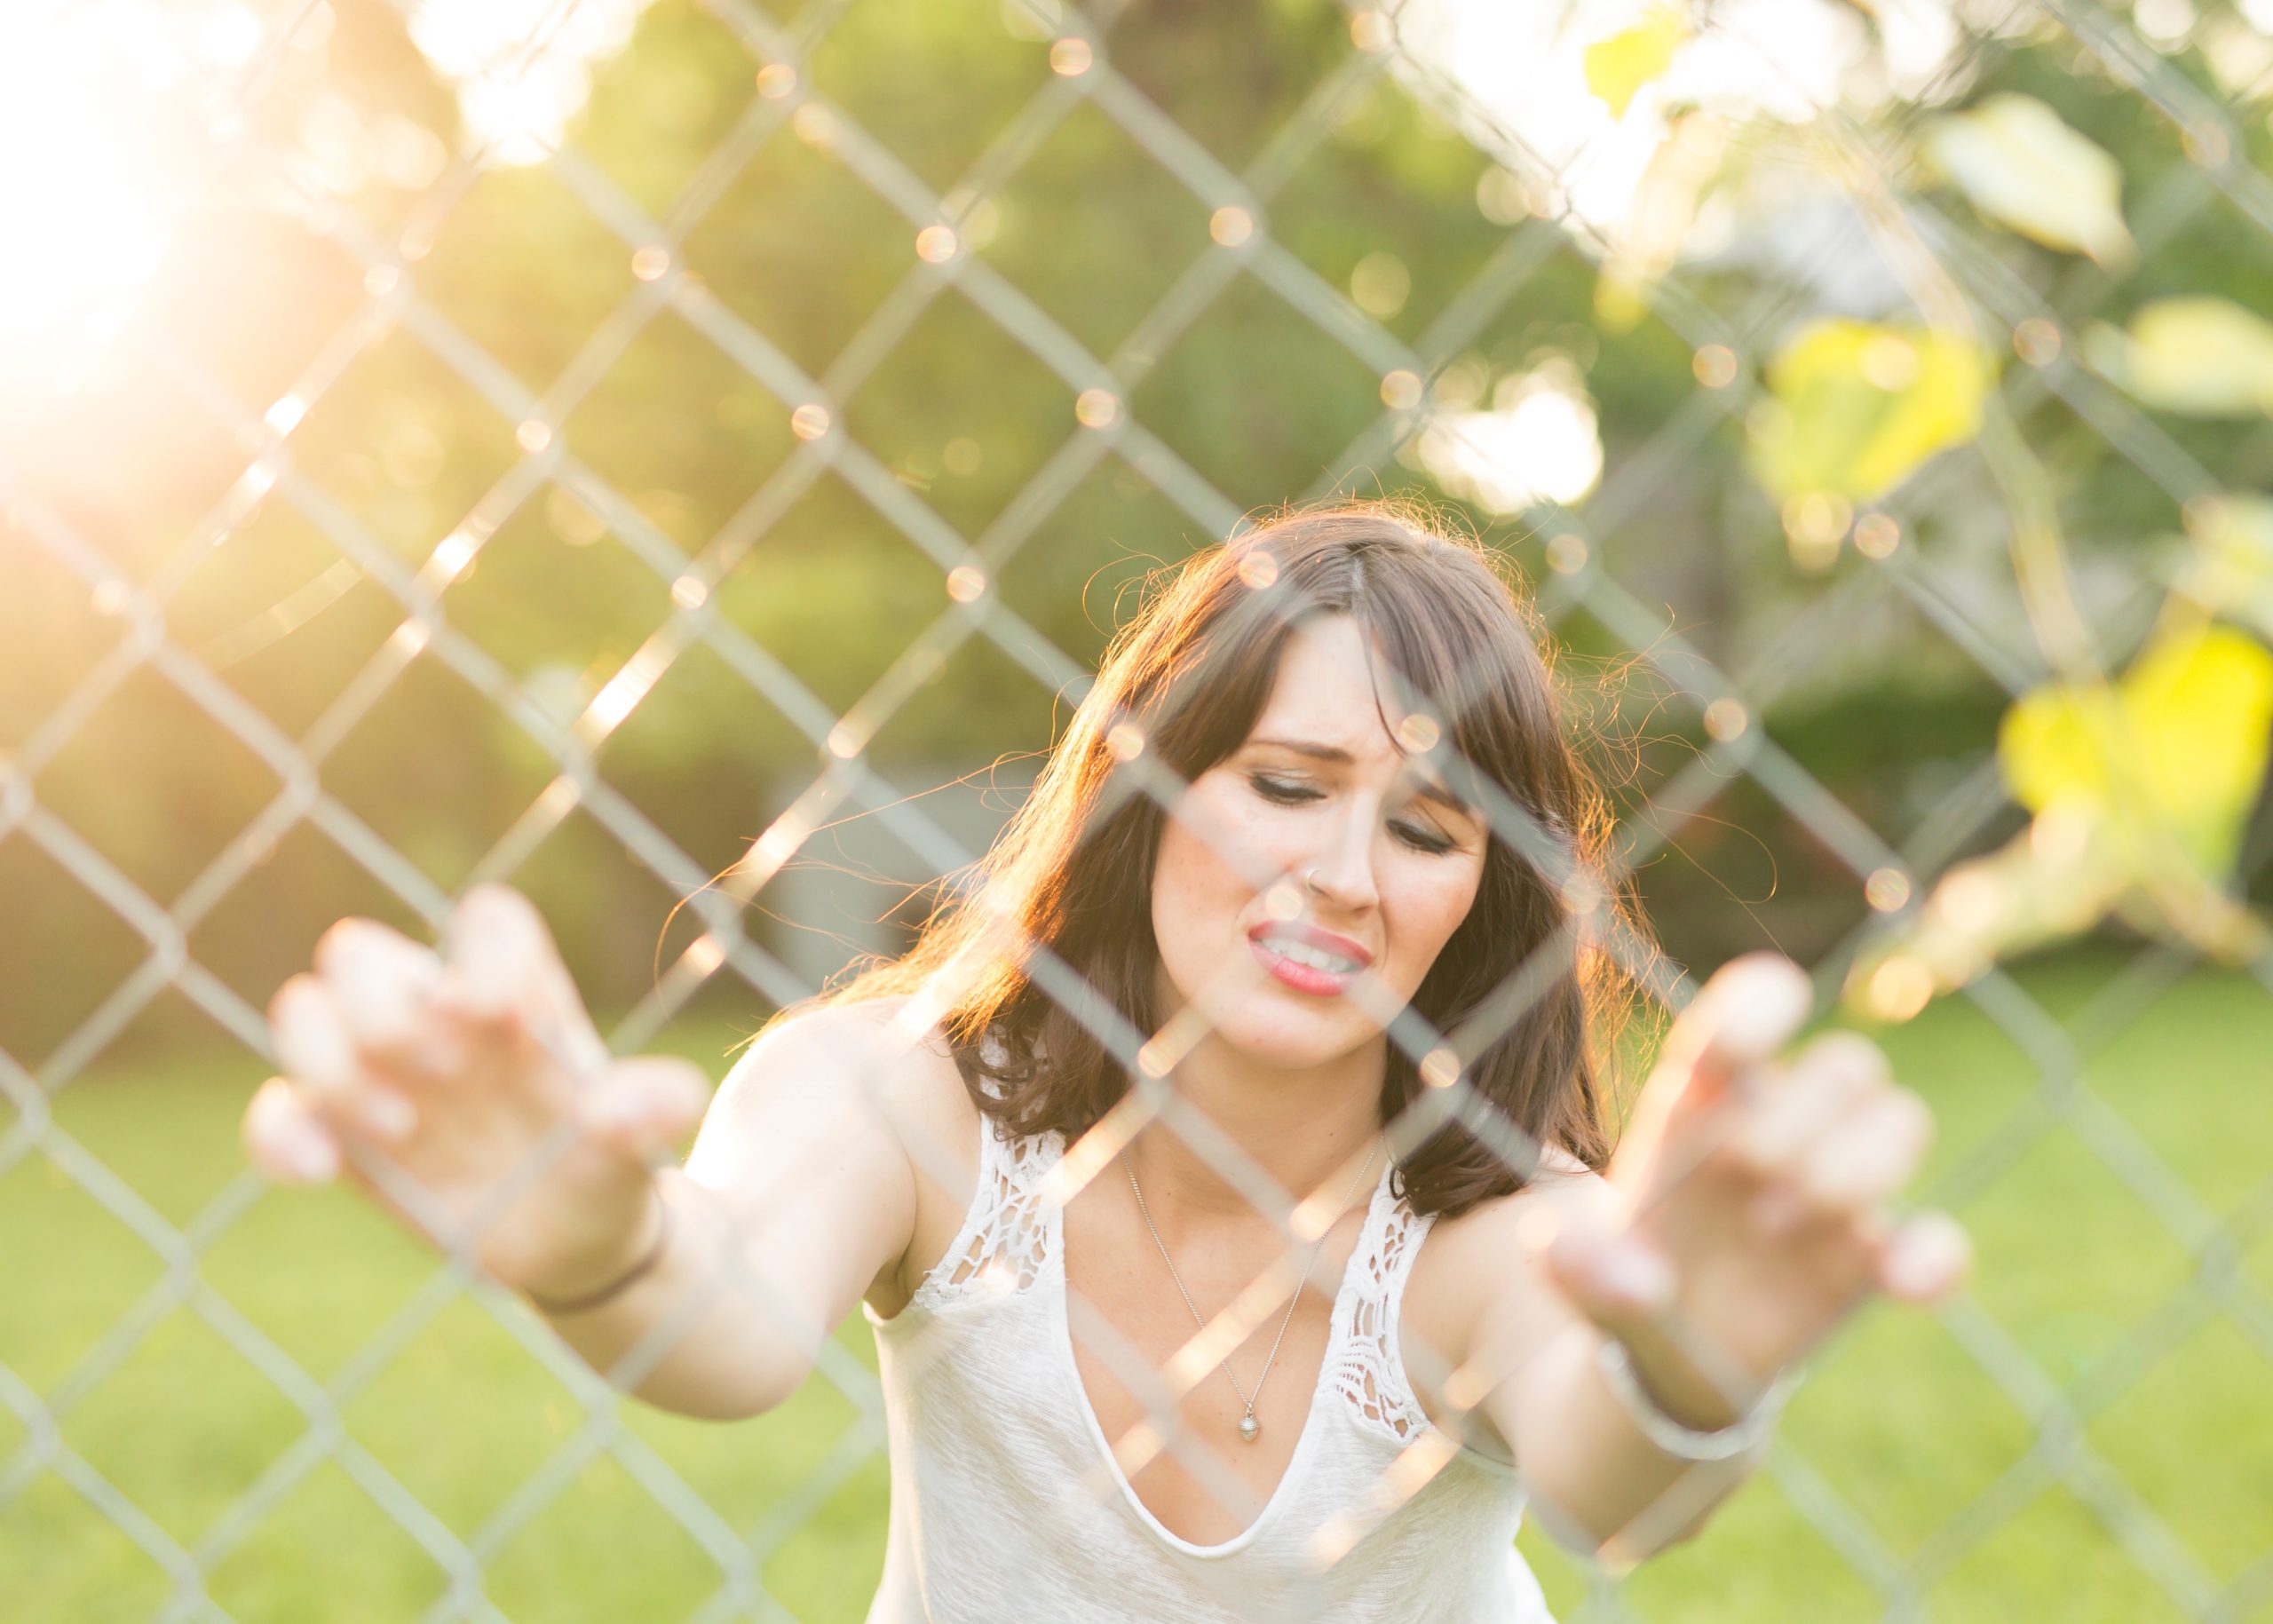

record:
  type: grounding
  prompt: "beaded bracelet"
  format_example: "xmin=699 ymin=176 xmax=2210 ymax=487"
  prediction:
xmin=527 ymin=1181 xmax=670 ymax=1316
xmin=1595 ymin=1335 xmax=1797 ymax=1462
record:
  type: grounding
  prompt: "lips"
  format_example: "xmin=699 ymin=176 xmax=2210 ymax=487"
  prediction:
xmin=1247 ymin=919 xmax=1374 ymax=968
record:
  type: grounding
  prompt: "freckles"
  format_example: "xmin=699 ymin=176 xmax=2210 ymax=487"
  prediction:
xmin=1156 ymin=804 xmax=1247 ymax=926
xmin=1399 ymin=863 xmax=1482 ymax=956
xmin=1177 ymin=788 xmax=1269 ymax=888
xmin=1162 ymin=819 xmax=1224 ymax=894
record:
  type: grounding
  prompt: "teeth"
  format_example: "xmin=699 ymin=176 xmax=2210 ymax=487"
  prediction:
xmin=1261 ymin=938 xmax=1361 ymax=975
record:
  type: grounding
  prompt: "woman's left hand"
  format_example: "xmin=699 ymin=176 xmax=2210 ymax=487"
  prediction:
xmin=1542 ymin=951 xmax=1973 ymax=1430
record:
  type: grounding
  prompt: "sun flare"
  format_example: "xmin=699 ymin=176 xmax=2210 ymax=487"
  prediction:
xmin=0 ymin=4 xmax=201 ymax=365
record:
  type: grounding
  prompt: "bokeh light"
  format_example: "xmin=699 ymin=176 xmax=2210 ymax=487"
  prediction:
xmin=407 ymin=0 xmax=651 ymax=165
xmin=1414 ymin=358 xmax=1604 ymax=514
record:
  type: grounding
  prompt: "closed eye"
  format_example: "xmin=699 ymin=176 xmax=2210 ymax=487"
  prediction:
xmin=1247 ymin=773 xmax=1458 ymax=855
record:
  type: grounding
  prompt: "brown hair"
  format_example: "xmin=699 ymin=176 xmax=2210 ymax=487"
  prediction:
xmin=788 ymin=498 xmax=1653 ymax=1216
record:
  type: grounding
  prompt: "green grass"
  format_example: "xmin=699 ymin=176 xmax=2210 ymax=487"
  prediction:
xmin=3 ymin=947 xmax=2267 ymax=1620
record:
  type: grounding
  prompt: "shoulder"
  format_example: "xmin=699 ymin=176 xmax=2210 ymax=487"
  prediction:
xmin=691 ymin=993 xmax=978 ymax=1200
xmin=750 ymin=994 xmax=996 ymax=1295
xmin=724 ymin=993 xmax=976 ymax=1149
xmin=1408 ymin=1143 xmax=1612 ymax=1292
xmin=720 ymin=993 xmax=960 ymax=1092
xmin=1421 ymin=1143 xmax=1615 ymax=1254
xmin=690 ymin=992 xmax=986 ymax=1315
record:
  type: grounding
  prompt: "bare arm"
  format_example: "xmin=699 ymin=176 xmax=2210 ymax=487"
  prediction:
xmin=533 ymin=1001 xmax=930 ymax=1420
xmin=242 ymin=885 xmax=939 ymax=1424
xmin=1478 ymin=1183 xmax=1762 ymax=1561
xmin=1414 ymin=955 xmax=1970 ymax=1563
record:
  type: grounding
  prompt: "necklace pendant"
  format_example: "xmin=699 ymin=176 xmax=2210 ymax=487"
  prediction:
xmin=1239 ymin=1413 xmax=1260 ymax=1443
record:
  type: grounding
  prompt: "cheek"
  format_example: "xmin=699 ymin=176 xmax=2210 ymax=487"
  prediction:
xmin=1388 ymin=860 xmax=1485 ymax=969
xmin=1152 ymin=788 xmax=1253 ymax=932
xmin=1158 ymin=782 xmax=1274 ymax=893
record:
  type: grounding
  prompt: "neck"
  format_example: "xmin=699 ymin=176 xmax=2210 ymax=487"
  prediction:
xmin=1124 ymin=1024 xmax=1386 ymax=1229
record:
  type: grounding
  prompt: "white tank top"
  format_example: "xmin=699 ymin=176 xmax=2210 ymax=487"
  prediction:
xmin=861 ymin=1112 xmax=1561 ymax=1622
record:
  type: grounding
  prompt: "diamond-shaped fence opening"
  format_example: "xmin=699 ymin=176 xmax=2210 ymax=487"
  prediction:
xmin=2 ymin=0 xmax=2269 ymax=1620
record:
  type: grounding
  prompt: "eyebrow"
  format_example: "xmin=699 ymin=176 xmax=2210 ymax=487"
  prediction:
xmin=1245 ymin=736 xmax=1477 ymax=816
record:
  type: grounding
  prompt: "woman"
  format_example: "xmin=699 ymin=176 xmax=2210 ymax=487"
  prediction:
xmin=243 ymin=503 xmax=1972 ymax=1621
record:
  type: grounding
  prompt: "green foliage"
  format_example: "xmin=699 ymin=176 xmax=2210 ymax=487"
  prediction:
xmin=1922 ymin=93 xmax=2134 ymax=266
xmin=5 ymin=0 xmax=2272 ymax=1053
xmin=2086 ymin=296 xmax=2273 ymax=418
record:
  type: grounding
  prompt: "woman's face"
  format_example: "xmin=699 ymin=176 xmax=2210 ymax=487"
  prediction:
xmin=1150 ymin=613 xmax=1490 ymax=1072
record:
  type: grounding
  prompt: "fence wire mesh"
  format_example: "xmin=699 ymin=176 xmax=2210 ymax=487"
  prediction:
xmin=2 ymin=0 xmax=2270 ymax=1620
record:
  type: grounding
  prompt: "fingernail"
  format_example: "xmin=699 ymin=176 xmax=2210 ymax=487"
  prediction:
xmin=592 ymin=1090 xmax=645 ymax=1130
xmin=1602 ymin=1244 xmax=1670 ymax=1310
xmin=412 ymin=1026 xmax=466 ymax=1076
xmin=275 ymin=980 xmax=352 ymax=1076
xmin=367 ymin=1090 xmax=417 ymax=1141
xmin=1715 ymin=965 xmax=1814 ymax=1058
xmin=1889 ymin=1224 xmax=1963 ymax=1296
xmin=333 ymin=927 xmax=406 ymax=995
xmin=455 ymin=950 xmax=522 ymax=1022
xmin=284 ymin=1127 xmax=337 ymax=1182
xmin=1887 ymin=1244 xmax=1936 ymax=1297
xmin=457 ymin=887 xmax=526 ymax=955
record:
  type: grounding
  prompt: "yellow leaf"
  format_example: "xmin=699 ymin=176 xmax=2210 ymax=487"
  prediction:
xmin=1853 ymin=622 xmax=2273 ymax=1018
xmin=1746 ymin=319 xmax=1996 ymax=504
xmin=2088 ymin=297 xmax=2273 ymax=417
xmin=1593 ymin=276 xmax=1646 ymax=332
xmin=1999 ymin=625 xmax=2273 ymax=876
xmin=1922 ymin=94 xmax=2133 ymax=266
xmin=1583 ymin=7 xmax=1686 ymax=120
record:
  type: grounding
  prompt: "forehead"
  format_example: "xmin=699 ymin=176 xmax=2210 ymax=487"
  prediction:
xmin=1247 ymin=614 xmax=1411 ymax=749
xmin=1242 ymin=617 xmax=1476 ymax=820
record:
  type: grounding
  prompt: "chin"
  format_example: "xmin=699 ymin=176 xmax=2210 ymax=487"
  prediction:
xmin=1158 ymin=951 xmax=1385 ymax=1066
xmin=1201 ymin=1001 xmax=1374 ymax=1068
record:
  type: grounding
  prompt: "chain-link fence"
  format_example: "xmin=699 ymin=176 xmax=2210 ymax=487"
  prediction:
xmin=4 ymin=0 xmax=2270 ymax=1618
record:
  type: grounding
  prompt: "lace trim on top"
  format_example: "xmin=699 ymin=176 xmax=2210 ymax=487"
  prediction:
xmin=1326 ymin=1188 xmax=1437 ymax=1445
xmin=911 ymin=1117 xmax=1440 ymax=1449
xmin=910 ymin=1121 xmax=1059 ymax=1312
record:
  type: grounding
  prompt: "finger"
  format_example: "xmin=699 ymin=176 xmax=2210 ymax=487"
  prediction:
xmin=1876 ymin=1210 xmax=1973 ymax=1303
xmin=1623 ymin=956 xmax=1814 ymax=1181
xmin=1791 ymin=1088 xmax=1935 ymax=1215
xmin=243 ymin=1075 xmax=341 ymax=1184
xmin=1544 ymin=1210 xmax=1675 ymax=1342
xmin=314 ymin=917 xmax=458 ymax=1081
xmin=269 ymin=972 xmax=417 ymax=1144
xmin=1667 ymin=953 xmax=1815 ymax=1111
xmin=440 ymin=884 xmax=609 ymax=1080
xmin=1726 ymin=1031 xmax=1887 ymax=1177
xmin=574 ymin=1057 xmax=714 ymax=1158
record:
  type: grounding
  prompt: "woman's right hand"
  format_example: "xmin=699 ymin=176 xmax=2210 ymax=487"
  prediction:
xmin=241 ymin=883 xmax=712 ymax=1303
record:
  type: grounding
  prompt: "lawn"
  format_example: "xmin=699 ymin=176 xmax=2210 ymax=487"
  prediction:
xmin=3 ymin=945 xmax=2266 ymax=1621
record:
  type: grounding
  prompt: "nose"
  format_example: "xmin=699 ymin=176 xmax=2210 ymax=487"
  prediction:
xmin=1301 ymin=799 xmax=1382 ymax=914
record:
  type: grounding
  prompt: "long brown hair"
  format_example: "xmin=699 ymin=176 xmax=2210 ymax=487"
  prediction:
xmin=787 ymin=498 xmax=1654 ymax=1216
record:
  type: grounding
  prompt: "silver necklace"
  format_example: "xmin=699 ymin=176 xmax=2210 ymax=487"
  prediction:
xmin=1121 ymin=1137 xmax=1381 ymax=1444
